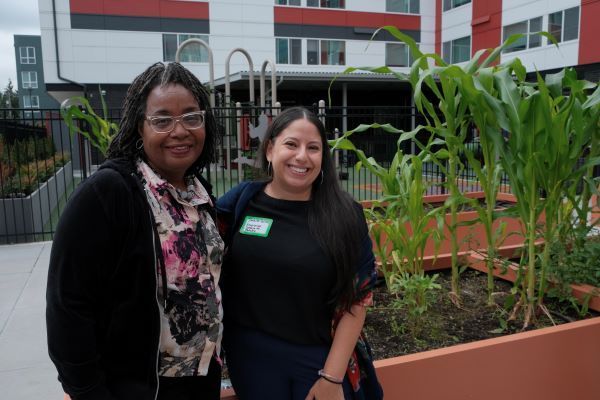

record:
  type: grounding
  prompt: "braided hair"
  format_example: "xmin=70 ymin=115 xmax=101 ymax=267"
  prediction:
xmin=107 ymin=62 xmax=218 ymax=173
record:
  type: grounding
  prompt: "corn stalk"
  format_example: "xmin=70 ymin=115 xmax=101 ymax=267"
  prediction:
xmin=330 ymin=126 xmax=443 ymax=286
xmin=61 ymin=87 xmax=118 ymax=156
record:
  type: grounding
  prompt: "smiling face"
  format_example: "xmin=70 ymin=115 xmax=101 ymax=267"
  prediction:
xmin=139 ymin=84 xmax=205 ymax=188
xmin=265 ymin=117 xmax=323 ymax=200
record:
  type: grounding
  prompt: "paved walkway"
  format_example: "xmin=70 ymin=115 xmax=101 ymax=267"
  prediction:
xmin=0 ymin=241 xmax=63 ymax=399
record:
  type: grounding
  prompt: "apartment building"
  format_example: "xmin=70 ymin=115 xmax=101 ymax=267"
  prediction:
xmin=38 ymin=0 xmax=600 ymax=108
xmin=13 ymin=35 xmax=59 ymax=113
xmin=440 ymin=0 xmax=600 ymax=80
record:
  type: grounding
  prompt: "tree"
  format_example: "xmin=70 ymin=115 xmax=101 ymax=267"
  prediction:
xmin=0 ymin=79 xmax=21 ymax=118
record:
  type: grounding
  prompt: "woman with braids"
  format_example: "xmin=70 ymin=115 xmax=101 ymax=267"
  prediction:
xmin=216 ymin=107 xmax=383 ymax=400
xmin=47 ymin=62 xmax=224 ymax=400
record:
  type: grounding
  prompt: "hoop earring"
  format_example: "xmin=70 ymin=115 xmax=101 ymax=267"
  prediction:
xmin=320 ymin=170 xmax=324 ymax=185
xmin=267 ymin=161 xmax=272 ymax=177
xmin=135 ymin=138 xmax=144 ymax=151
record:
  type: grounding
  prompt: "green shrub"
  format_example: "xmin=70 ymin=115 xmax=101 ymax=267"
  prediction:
xmin=0 ymin=136 xmax=70 ymax=197
xmin=1 ymin=136 xmax=55 ymax=166
xmin=389 ymin=272 xmax=441 ymax=336
xmin=548 ymin=236 xmax=600 ymax=288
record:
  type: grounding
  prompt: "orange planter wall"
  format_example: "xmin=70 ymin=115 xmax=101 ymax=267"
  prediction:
xmin=217 ymin=317 xmax=600 ymax=400
xmin=374 ymin=316 xmax=600 ymax=400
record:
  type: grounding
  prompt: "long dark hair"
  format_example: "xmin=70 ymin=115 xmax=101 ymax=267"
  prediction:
xmin=107 ymin=62 xmax=217 ymax=174
xmin=259 ymin=107 xmax=362 ymax=312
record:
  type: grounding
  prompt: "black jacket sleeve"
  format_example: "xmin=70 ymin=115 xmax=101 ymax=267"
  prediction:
xmin=46 ymin=170 xmax=130 ymax=400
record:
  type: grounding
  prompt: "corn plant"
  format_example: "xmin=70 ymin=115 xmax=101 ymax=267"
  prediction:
xmin=333 ymin=27 xmax=523 ymax=305
xmin=331 ymin=130 xmax=443 ymax=296
xmin=366 ymin=152 xmax=444 ymax=283
xmin=456 ymin=63 xmax=508 ymax=305
xmin=61 ymin=87 xmax=118 ymax=156
xmin=375 ymin=153 xmax=444 ymax=278
xmin=535 ymin=70 xmax=600 ymax=308
xmin=332 ymin=132 xmax=444 ymax=335
xmin=486 ymin=63 xmax=600 ymax=326
xmin=566 ymin=84 xmax=600 ymax=244
xmin=367 ymin=26 xmax=523 ymax=305
xmin=331 ymin=27 xmax=466 ymax=303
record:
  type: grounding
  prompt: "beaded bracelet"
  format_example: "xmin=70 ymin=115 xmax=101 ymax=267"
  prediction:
xmin=318 ymin=369 xmax=344 ymax=385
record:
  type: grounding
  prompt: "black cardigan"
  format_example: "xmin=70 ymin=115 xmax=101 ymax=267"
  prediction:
xmin=46 ymin=158 xmax=214 ymax=400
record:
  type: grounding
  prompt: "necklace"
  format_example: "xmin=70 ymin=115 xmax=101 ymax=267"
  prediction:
xmin=176 ymin=176 xmax=196 ymax=201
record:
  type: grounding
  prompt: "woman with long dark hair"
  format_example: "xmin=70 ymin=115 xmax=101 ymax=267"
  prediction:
xmin=217 ymin=107 xmax=382 ymax=399
xmin=47 ymin=62 xmax=224 ymax=400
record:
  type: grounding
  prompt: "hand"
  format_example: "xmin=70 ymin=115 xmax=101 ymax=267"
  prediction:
xmin=304 ymin=378 xmax=344 ymax=400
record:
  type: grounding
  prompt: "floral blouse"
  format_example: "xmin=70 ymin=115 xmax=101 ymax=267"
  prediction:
xmin=137 ymin=160 xmax=224 ymax=377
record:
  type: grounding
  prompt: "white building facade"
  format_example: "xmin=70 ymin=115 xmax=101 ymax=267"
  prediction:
xmin=38 ymin=0 xmax=600 ymax=105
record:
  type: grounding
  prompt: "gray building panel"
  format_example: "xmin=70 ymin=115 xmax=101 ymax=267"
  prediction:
xmin=71 ymin=14 xmax=210 ymax=34
xmin=160 ymin=19 xmax=210 ymax=34
xmin=274 ymin=24 xmax=420 ymax=42
xmin=13 ymin=35 xmax=60 ymax=110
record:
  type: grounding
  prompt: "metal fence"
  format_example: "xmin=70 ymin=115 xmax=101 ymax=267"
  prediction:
xmin=0 ymin=104 xmax=508 ymax=244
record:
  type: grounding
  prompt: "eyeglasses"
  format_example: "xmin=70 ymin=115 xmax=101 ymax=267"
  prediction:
xmin=145 ymin=111 xmax=206 ymax=134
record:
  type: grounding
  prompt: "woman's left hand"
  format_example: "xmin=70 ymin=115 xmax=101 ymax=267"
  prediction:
xmin=304 ymin=378 xmax=344 ymax=400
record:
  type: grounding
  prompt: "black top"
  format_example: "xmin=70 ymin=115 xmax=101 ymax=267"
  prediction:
xmin=224 ymin=190 xmax=336 ymax=345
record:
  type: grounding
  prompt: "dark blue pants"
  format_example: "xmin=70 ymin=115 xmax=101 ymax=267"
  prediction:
xmin=224 ymin=327 xmax=353 ymax=400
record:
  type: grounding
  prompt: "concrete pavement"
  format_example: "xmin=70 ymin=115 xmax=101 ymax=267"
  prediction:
xmin=0 ymin=241 xmax=63 ymax=399
xmin=0 ymin=242 xmax=233 ymax=399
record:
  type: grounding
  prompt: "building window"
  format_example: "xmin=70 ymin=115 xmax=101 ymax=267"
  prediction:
xmin=502 ymin=17 xmax=542 ymax=53
xmin=23 ymin=95 xmax=40 ymax=108
xmin=385 ymin=43 xmax=415 ymax=67
xmin=307 ymin=0 xmax=344 ymax=9
xmin=528 ymin=17 xmax=542 ymax=48
xmin=307 ymin=40 xmax=345 ymax=65
xmin=386 ymin=0 xmax=419 ymax=14
xmin=275 ymin=0 xmax=300 ymax=5
xmin=19 ymin=47 xmax=36 ymax=64
xmin=21 ymin=71 xmax=38 ymax=89
xmin=163 ymin=34 xmax=209 ymax=63
xmin=276 ymin=38 xmax=302 ymax=64
xmin=442 ymin=36 xmax=470 ymax=63
xmin=549 ymin=6 xmax=580 ymax=43
xmin=443 ymin=0 xmax=470 ymax=12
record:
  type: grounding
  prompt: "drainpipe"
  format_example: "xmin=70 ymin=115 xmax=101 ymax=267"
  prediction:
xmin=52 ymin=0 xmax=89 ymax=178
xmin=51 ymin=0 xmax=86 ymax=94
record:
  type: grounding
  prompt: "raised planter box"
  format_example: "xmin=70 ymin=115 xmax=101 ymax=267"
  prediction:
xmin=374 ymin=316 xmax=600 ymax=400
xmin=0 ymin=161 xmax=73 ymax=244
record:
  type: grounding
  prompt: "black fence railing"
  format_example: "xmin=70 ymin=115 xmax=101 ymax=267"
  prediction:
xmin=0 ymin=104 xmax=516 ymax=243
xmin=0 ymin=108 xmax=84 ymax=244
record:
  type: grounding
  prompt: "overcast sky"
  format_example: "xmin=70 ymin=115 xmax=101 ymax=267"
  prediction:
xmin=0 ymin=0 xmax=40 ymax=92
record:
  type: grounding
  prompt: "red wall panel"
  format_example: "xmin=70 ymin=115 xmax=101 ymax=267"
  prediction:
xmin=274 ymin=7 xmax=420 ymax=30
xmin=69 ymin=0 xmax=208 ymax=19
xmin=471 ymin=0 xmax=502 ymax=63
xmin=579 ymin=0 xmax=600 ymax=65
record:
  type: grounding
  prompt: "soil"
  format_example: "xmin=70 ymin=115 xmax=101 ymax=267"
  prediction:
xmin=364 ymin=268 xmax=599 ymax=361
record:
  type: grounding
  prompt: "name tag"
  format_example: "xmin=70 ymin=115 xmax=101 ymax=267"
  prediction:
xmin=239 ymin=216 xmax=273 ymax=237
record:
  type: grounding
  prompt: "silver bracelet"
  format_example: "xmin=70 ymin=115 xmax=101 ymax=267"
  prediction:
xmin=318 ymin=369 xmax=344 ymax=385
